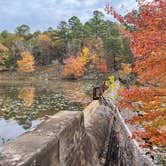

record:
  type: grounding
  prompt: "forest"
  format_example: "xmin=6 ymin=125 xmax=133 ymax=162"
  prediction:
xmin=0 ymin=10 xmax=132 ymax=74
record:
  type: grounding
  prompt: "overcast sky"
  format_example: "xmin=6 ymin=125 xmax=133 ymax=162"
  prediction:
xmin=0 ymin=0 xmax=137 ymax=32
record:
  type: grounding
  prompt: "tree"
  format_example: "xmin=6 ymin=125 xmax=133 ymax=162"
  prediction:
xmin=104 ymin=36 xmax=124 ymax=70
xmin=62 ymin=47 xmax=89 ymax=78
xmin=68 ymin=16 xmax=84 ymax=55
xmin=89 ymin=10 xmax=105 ymax=39
xmin=50 ymin=32 xmax=66 ymax=63
xmin=17 ymin=51 xmax=35 ymax=73
xmin=57 ymin=21 xmax=69 ymax=57
xmin=0 ymin=30 xmax=10 ymax=39
xmin=68 ymin=16 xmax=83 ymax=39
xmin=15 ymin=24 xmax=30 ymax=38
xmin=34 ymin=34 xmax=52 ymax=65
xmin=0 ymin=11 xmax=131 ymax=71
xmin=62 ymin=46 xmax=108 ymax=78
xmin=118 ymin=63 xmax=132 ymax=85
xmin=83 ymin=37 xmax=104 ymax=56
xmin=57 ymin=21 xmax=69 ymax=44
xmin=0 ymin=43 xmax=9 ymax=71
xmin=106 ymin=0 xmax=166 ymax=147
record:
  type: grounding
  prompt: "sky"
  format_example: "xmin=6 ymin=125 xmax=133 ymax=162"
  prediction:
xmin=0 ymin=0 xmax=138 ymax=32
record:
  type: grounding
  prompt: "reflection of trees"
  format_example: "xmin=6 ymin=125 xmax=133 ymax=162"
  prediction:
xmin=18 ymin=86 xmax=35 ymax=107
xmin=0 ymin=85 xmax=36 ymax=129
xmin=62 ymin=81 xmax=90 ymax=106
xmin=0 ymin=94 xmax=5 ymax=117
xmin=0 ymin=80 xmax=99 ymax=130
xmin=0 ymin=84 xmax=79 ymax=129
xmin=0 ymin=136 xmax=7 ymax=144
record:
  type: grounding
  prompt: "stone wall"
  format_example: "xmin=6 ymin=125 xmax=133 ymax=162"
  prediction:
xmin=0 ymin=100 xmax=154 ymax=166
xmin=0 ymin=101 xmax=112 ymax=166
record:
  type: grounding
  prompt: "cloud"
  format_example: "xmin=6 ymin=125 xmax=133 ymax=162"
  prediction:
xmin=118 ymin=0 xmax=137 ymax=13
xmin=0 ymin=0 xmax=137 ymax=32
xmin=84 ymin=0 xmax=98 ymax=6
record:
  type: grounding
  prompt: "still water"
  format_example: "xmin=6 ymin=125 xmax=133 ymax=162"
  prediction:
xmin=0 ymin=79 xmax=100 ymax=145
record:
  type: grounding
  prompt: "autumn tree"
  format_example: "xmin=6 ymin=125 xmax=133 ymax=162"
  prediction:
xmin=62 ymin=46 xmax=109 ymax=78
xmin=62 ymin=47 xmax=89 ymax=78
xmin=106 ymin=0 xmax=166 ymax=147
xmin=17 ymin=51 xmax=35 ymax=73
xmin=118 ymin=63 xmax=132 ymax=85
xmin=0 ymin=43 xmax=9 ymax=71
xmin=0 ymin=30 xmax=34 ymax=70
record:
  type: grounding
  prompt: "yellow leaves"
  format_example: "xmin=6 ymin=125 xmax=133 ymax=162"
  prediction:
xmin=82 ymin=47 xmax=89 ymax=56
xmin=80 ymin=47 xmax=89 ymax=64
xmin=17 ymin=51 xmax=35 ymax=73
xmin=105 ymin=75 xmax=116 ymax=93
xmin=18 ymin=86 xmax=35 ymax=107
xmin=108 ymin=75 xmax=115 ymax=83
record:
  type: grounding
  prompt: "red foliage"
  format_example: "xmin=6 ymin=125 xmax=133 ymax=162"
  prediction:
xmin=96 ymin=59 xmax=108 ymax=73
xmin=106 ymin=0 xmax=166 ymax=147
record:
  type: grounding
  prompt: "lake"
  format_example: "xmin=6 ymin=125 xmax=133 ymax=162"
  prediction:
xmin=0 ymin=79 xmax=101 ymax=145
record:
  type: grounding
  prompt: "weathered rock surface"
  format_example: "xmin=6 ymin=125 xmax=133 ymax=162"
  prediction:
xmin=0 ymin=102 xmax=111 ymax=166
xmin=0 ymin=100 xmax=155 ymax=166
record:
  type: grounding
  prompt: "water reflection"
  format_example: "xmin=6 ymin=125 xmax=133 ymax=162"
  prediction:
xmin=0 ymin=79 xmax=101 ymax=145
xmin=62 ymin=81 xmax=90 ymax=105
xmin=18 ymin=86 xmax=35 ymax=107
xmin=0 ymin=118 xmax=40 ymax=144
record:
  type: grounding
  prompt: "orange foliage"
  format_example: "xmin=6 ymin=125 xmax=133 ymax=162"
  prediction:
xmin=62 ymin=47 xmax=89 ymax=78
xmin=62 ymin=47 xmax=108 ymax=78
xmin=106 ymin=0 xmax=166 ymax=147
xmin=18 ymin=86 xmax=35 ymax=107
xmin=17 ymin=51 xmax=35 ymax=73
xmin=62 ymin=55 xmax=85 ymax=78
xmin=118 ymin=63 xmax=132 ymax=80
